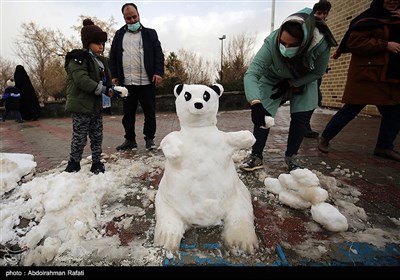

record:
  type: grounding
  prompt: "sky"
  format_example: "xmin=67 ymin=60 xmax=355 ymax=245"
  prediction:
xmin=1 ymin=0 xmax=316 ymax=64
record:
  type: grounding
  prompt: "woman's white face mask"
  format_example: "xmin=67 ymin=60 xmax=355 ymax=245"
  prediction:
xmin=279 ymin=43 xmax=299 ymax=58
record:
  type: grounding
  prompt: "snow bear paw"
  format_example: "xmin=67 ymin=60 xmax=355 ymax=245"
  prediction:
xmin=223 ymin=228 xmax=259 ymax=254
xmin=241 ymin=130 xmax=256 ymax=148
xmin=161 ymin=139 xmax=183 ymax=161
xmin=154 ymin=231 xmax=182 ymax=252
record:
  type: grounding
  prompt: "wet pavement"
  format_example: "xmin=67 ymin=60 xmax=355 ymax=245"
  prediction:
xmin=1 ymin=105 xmax=399 ymax=269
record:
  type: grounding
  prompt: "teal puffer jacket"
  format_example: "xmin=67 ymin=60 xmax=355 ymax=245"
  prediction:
xmin=244 ymin=8 xmax=336 ymax=116
xmin=64 ymin=49 xmax=111 ymax=115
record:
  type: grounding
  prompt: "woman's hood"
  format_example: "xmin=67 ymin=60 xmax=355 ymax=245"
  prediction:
xmin=278 ymin=7 xmax=337 ymax=56
xmin=279 ymin=8 xmax=317 ymax=54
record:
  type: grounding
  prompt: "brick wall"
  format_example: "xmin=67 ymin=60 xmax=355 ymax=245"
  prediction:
xmin=322 ymin=0 xmax=379 ymax=115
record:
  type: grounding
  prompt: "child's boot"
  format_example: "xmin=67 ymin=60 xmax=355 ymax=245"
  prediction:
xmin=65 ymin=159 xmax=81 ymax=173
xmin=90 ymin=161 xmax=105 ymax=174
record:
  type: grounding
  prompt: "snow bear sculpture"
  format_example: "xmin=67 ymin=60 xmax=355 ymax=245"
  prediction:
xmin=154 ymin=84 xmax=258 ymax=253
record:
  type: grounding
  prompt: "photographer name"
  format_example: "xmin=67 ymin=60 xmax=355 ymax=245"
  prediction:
xmin=28 ymin=270 xmax=84 ymax=276
xmin=6 ymin=269 xmax=85 ymax=277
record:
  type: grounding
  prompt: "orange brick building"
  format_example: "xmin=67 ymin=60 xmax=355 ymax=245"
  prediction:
xmin=321 ymin=0 xmax=380 ymax=115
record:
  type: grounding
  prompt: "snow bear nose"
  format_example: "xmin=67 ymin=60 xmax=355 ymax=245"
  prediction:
xmin=194 ymin=102 xmax=203 ymax=109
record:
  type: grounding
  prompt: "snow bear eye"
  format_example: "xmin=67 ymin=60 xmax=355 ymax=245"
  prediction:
xmin=203 ymin=91 xmax=210 ymax=102
xmin=184 ymin=92 xmax=192 ymax=101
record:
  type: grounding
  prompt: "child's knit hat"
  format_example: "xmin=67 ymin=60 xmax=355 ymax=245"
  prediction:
xmin=6 ymin=79 xmax=15 ymax=87
xmin=81 ymin=18 xmax=107 ymax=49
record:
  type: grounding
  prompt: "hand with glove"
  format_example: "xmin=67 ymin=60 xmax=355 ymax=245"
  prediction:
xmin=112 ymin=85 xmax=129 ymax=98
xmin=251 ymin=103 xmax=269 ymax=127
xmin=270 ymin=80 xmax=290 ymax=100
xmin=94 ymin=81 xmax=107 ymax=96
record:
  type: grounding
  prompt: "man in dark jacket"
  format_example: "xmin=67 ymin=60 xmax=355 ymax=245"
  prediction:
xmin=109 ymin=2 xmax=165 ymax=151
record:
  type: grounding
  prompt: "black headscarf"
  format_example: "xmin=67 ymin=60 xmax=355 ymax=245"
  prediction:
xmin=14 ymin=65 xmax=41 ymax=120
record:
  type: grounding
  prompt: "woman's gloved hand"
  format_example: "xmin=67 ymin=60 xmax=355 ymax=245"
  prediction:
xmin=251 ymin=103 xmax=269 ymax=127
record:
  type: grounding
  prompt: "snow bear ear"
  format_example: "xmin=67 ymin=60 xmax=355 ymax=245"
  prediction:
xmin=174 ymin=84 xmax=184 ymax=97
xmin=210 ymin=84 xmax=224 ymax=97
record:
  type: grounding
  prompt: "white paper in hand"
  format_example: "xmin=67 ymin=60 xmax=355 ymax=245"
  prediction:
xmin=102 ymin=94 xmax=111 ymax=108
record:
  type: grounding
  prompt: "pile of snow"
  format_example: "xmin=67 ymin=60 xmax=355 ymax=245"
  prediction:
xmin=264 ymin=168 xmax=348 ymax=232
xmin=1 ymin=152 xmax=165 ymax=266
xmin=1 ymin=153 xmax=37 ymax=196
xmin=2 ymin=152 xmax=399 ymax=266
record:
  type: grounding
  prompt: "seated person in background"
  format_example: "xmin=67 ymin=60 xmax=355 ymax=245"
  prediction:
xmin=1 ymin=79 xmax=23 ymax=123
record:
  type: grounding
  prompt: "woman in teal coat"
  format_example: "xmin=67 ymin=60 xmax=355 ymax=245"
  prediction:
xmin=241 ymin=7 xmax=337 ymax=171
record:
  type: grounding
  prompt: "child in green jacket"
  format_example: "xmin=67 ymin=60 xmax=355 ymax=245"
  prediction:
xmin=64 ymin=19 xmax=112 ymax=174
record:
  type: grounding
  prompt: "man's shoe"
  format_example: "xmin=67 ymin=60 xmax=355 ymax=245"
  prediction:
xmin=318 ymin=136 xmax=329 ymax=153
xmin=240 ymin=155 xmax=263 ymax=171
xmin=145 ymin=139 xmax=156 ymax=150
xmin=373 ymin=148 xmax=400 ymax=162
xmin=65 ymin=159 xmax=81 ymax=173
xmin=90 ymin=161 xmax=105 ymax=174
xmin=116 ymin=139 xmax=137 ymax=151
xmin=304 ymin=130 xmax=319 ymax=138
xmin=285 ymin=155 xmax=303 ymax=171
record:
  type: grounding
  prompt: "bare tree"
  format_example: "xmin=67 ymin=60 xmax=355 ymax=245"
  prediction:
xmin=157 ymin=51 xmax=187 ymax=95
xmin=14 ymin=16 xmax=117 ymax=101
xmin=0 ymin=56 xmax=16 ymax=93
xmin=218 ymin=33 xmax=256 ymax=91
xmin=158 ymin=49 xmax=213 ymax=95
xmin=177 ymin=49 xmax=212 ymax=85
xmin=72 ymin=15 xmax=118 ymax=56
xmin=42 ymin=59 xmax=67 ymax=101
xmin=165 ymin=52 xmax=186 ymax=80
xmin=14 ymin=22 xmax=74 ymax=101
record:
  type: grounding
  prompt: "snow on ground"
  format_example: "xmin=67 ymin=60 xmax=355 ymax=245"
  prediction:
xmin=1 ymin=151 xmax=399 ymax=266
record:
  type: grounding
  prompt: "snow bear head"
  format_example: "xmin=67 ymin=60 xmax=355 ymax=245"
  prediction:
xmin=173 ymin=84 xmax=224 ymax=127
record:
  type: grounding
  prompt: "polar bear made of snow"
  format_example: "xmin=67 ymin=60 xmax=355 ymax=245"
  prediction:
xmin=154 ymin=84 xmax=258 ymax=253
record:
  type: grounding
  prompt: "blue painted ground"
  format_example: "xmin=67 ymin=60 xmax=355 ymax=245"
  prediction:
xmin=164 ymin=242 xmax=400 ymax=266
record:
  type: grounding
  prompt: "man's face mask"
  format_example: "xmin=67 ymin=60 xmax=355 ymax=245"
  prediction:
xmin=127 ymin=22 xmax=141 ymax=32
xmin=279 ymin=43 xmax=299 ymax=58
